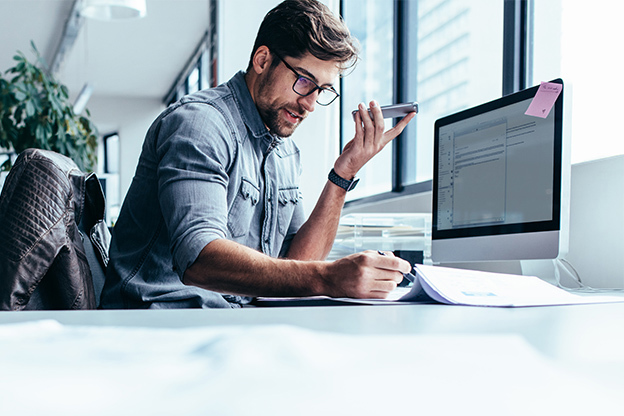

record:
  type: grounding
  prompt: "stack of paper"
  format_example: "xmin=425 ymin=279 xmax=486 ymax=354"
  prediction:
xmin=401 ymin=265 xmax=624 ymax=307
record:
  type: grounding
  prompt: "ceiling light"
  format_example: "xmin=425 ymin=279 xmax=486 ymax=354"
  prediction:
xmin=73 ymin=84 xmax=94 ymax=115
xmin=80 ymin=0 xmax=147 ymax=21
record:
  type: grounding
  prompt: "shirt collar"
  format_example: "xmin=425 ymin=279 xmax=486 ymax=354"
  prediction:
xmin=228 ymin=71 xmax=279 ymax=142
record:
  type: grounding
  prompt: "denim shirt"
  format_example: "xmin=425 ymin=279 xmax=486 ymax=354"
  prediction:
xmin=100 ymin=71 xmax=305 ymax=309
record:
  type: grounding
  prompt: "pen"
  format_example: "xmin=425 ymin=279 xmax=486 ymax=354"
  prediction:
xmin=377 ymin=250 xmax=416 ymax=284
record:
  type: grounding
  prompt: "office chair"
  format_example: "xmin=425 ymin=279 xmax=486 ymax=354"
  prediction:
xmin=0 ymin=148 xmax=110 ymax=310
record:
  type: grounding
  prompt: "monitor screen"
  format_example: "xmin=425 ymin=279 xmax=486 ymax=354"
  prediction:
xmin=431 ymin=79 xmax=565 ymax=263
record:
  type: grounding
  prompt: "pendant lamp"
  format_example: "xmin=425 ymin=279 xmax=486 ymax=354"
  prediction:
xmin=80 ymin=0 xmax=147 ymax=20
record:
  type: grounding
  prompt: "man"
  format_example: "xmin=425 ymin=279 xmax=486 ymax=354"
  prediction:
xmin=100 ymin=0 xmax=416 ymax=309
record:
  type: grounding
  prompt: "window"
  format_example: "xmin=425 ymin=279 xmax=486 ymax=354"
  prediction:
xmin=341 ymin=0 xmax=395 ymax=200
xmin=164 ymin=0 xmax=218 ymax=105
xmin=187 ymin=67 xmax=201 ymax=95
xmin=530 ymin=0 xmax=624 ymax=164
xmin=100 ymin=133 xmax=121 ymax=226
xmin=164 ymin=33 xmax=216 ymax=105
xmin=409 ymin=0 xmax=504 ymax=185
xmin=340 ymin=0 xmax=506 ymax=201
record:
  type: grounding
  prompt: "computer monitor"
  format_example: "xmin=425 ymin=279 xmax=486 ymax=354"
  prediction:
xmin=431 ymin=79 xmax=566 ymax=263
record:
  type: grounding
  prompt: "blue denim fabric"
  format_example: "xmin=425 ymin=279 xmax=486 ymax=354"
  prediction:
xmin=100 ymin=71 xmax=305 ymax=309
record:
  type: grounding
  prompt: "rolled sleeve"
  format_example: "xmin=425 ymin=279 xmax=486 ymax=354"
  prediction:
xmin=155 ymin=102 xmax=236 ymax=277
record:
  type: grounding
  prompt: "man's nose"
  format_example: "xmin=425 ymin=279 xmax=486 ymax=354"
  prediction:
xmin=298 ymin=91 xmax=317 ymax=113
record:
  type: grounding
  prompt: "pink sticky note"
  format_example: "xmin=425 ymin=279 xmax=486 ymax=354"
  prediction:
xmin=525 ymin=82 xmax=562 ymax=118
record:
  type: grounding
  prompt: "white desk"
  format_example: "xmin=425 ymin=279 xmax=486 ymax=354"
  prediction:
xmin=1 ymin=303 xmax=623 ymax=415
xmin=3 ymin=302 xmax=624 ymax=350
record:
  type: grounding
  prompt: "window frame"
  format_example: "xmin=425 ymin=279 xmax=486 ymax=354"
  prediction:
xmin=341 ymin=0 xmax=530 ymax=208
xmin=163 ymin=0 xmax=218 ymax=105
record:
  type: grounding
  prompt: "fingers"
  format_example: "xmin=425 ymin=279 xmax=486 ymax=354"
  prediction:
xmin=366 ymin=250 xmax=412 ymax=298
xmin=374 ymin=250 xmax=412 ymax=275
xmin=367 ymin=101 xmax=384 ymax=132
xmin=356 ymin=102 xmax=381 ymax=145
xmin=398 ymin=110 xmax=417 ymax=127
xmin=340 ymin=100 xmax=416 ymax=178
xmin=353 ymin=109 xmax=364 ymax=137
xmin=367 ymin=282 xmax=403 ymax=299
xmin=334 ymin=102 xmax=382 ymax=178
xmin=356 ymin=101 xmax=384 ymax=138
xmin=354 ymin=101 xmax=416 ymax=148
xmin=349 ymin=272 xmax=401 ymax=299
xmin=351 ymin=251 xmax=411 ymax=298
xmin=385 ymin=111 xmax=416 ymax=139
xmin=374 ymin=268 xmax=404 ymax=285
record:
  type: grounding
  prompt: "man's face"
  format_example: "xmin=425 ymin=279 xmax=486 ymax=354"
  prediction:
xmin=254 ymin=53 xmax=340 ymax=138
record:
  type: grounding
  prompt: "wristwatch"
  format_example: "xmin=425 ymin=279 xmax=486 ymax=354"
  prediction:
xmin=328 ymin=168 xmax=359 ymax=192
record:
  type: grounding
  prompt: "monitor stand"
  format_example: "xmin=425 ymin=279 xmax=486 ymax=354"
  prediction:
xmin=434 ymin=258 xmax=581 ymax=289
xmin=519 ymin=257 xmax=624 ymax=292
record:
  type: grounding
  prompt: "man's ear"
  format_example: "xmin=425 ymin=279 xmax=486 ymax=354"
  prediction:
xmin=251 ymin=45 xmax=272 ymax=75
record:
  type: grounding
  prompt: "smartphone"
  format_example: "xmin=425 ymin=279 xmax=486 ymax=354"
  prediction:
xmin=352 ymin=102 xmax=419 ymax=121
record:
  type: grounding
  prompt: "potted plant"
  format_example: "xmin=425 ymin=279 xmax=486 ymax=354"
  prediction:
xmin=0 ymin=41 xmax=98 ymax=173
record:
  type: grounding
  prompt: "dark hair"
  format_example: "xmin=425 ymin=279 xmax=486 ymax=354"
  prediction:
xmin=247 ymin=0 xmax=359 ymax=73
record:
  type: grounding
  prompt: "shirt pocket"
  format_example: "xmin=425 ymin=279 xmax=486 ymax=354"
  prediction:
xmin=277 ymin=187 xmax=300 ymax=236
xmin=228 ymin=178 xmax=260 ymax=238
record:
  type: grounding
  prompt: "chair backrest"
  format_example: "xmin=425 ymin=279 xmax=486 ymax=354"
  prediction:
xmin=78 ymin=172 xmax=111 ymax=306
xmin=0 ymin=148 xmax=110 ymax=310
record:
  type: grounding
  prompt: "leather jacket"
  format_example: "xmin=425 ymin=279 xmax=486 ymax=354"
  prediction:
xmin=0 ymin=148 xmax=110 ymax=310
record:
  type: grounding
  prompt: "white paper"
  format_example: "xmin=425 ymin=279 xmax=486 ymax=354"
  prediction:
xmin=409 ymin=264 xmax=624 ymax=307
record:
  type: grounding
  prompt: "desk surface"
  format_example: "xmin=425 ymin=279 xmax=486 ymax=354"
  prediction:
xmin=2 ymin=303 xmax=624 ymax=415
xmin=2 ymin=302 xmax=624 ymax=360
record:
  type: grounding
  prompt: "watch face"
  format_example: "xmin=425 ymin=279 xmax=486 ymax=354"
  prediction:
xmin=347 ymin=177 xmax=360 ymax=191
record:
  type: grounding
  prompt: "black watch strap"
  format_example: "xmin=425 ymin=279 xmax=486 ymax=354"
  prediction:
xmin=328 ymin=168 xmax=359 ymax=192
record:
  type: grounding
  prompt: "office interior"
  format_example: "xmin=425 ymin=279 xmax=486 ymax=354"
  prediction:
xmin=3 ymin=0 xmax=622 ymax=287
xmin=1 ymin=0 xmax=624 ymax=413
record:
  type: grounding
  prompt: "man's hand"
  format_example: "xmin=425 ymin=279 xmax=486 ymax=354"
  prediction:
xmin=320 ymin=250 xmax=412 ymax=299
xmin=333 ymin=100 xmax=416 ymax=180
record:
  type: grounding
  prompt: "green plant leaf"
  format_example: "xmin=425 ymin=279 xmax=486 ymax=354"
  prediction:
xmin=35 ymin=123 xmax=47 ymax=142
xmin=25 ymin=100 xmax=35 ymax=117
xmin=13 ymin=90 xmax=26 ymax=101
xmin=1 ymin=158 xmax=12 ymax=172
xmin=0 ymin=41 xmax=98 ymax=172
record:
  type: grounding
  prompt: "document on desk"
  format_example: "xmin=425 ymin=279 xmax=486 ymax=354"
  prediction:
xmin=404 ymin=265 xmax=624 ymax=307
xmin=255 ymin=264 xmax=624 ymax=307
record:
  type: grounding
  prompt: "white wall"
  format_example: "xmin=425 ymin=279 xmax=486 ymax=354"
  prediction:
xmin=86 ymin=96 xmax=164 ymax=201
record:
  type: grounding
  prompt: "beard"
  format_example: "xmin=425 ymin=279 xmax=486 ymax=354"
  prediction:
xmin=255 ymin=73 xmax=307 ymax=138
xmin=257 ymin=105 xmax=300 ymax=138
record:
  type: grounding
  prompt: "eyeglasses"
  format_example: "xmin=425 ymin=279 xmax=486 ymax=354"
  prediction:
xmin=273 ymin=53 xmax=339 ymax=106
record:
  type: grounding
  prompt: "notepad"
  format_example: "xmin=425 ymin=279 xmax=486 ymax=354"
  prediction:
xmin=525 ymin=81 xmax=562 ymax=118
